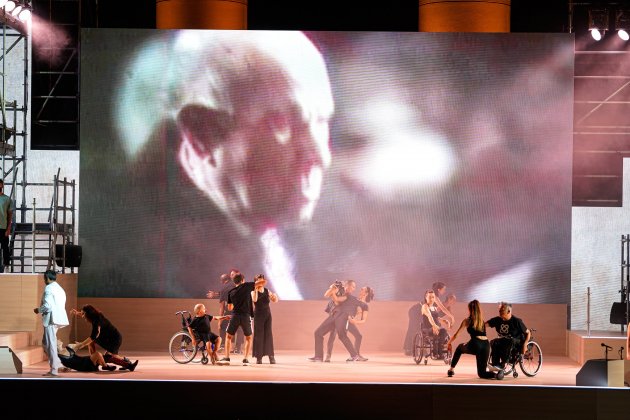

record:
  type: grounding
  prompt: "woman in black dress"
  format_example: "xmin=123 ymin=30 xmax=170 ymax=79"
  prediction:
xmin=70 ymin=304 xmax=139 ymax=371
xmin=251 ymin=274 xmax=278 ymax=364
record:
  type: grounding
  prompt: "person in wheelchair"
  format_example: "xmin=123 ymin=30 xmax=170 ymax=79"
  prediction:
xmin=486 ymin=302 xmax=531 ymax=370
xmin=187 ymin=303 xmax=230 ymax=365
xmin=421 ymin=289 xmax=449 ymax=359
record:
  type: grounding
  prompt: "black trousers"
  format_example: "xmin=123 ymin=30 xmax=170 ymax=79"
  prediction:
xmin=450 ymin=338 xmax=495 ymax=379
xmin=314 ymin=313 xmax=357 ymax=359
xmin=0 ymin=228 xmax=10 ymax=266
xmin=326 ymin=322 xmax=362 ymax=356
xmin=252 ymin=309 xmax=274 ymax=358
xmin=490 ymin=337 xmax=519 ymax=368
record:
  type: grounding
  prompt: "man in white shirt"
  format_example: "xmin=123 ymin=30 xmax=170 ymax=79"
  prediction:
xmin=34 ymin=270 xmax=69 ymax=376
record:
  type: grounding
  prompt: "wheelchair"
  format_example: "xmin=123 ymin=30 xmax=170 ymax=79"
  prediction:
xmin=168 ymin=310 xmax=214 ymax=365
xmin=412 ymin=328 xmax=452 ymax=365
xmin=493 ymin=328 xmax=542 ymax=378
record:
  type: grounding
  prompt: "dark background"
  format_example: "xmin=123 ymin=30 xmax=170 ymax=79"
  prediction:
xmin=81 ymin=0 xmax=570 ymax=32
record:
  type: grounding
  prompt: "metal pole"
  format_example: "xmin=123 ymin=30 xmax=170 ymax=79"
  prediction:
xmin=31 ymin=197 xmax=35 ymax=272
xmin=619 ymin=235 xmax=630 ymax=332
xmin=587 ymin=287 xmax=591 ymax=337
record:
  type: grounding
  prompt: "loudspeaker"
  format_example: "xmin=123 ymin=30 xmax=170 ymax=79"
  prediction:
xmin=0 ymin=346 xmax=22 ymax=374
xmin=55 ymin=244 xmax=82 ymax=268
xmin=610 ymin=302 xmax=628 ymax=325
xmin=575 ymin=359 xmax=624 ymax=387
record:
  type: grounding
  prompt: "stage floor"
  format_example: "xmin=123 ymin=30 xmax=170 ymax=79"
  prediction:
xmin=8 ymin=351 xmax=585 ymax=386
xmin=3 ymin=351 xmax=630 ymax=419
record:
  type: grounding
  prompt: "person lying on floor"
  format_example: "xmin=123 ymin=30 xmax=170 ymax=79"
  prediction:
xmin=57 ymin=340 xmax=117 ymax=372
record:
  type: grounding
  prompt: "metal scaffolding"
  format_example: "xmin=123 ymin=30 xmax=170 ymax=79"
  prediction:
xmin=1 ymin=21 xmax=76 ymax=273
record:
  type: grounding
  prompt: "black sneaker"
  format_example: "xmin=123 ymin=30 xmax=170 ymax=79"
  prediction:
xmin=447 ymin=369 xmax=454 ymax=377
xmin=242 ymin=359 xmax=250 ymax=366
xmin=128 ymin=360 xmax=139 ymax=372
xmin=217 ymin=357 xmax=231 ymax=366
xmin=101 ymin=364 xmax=116 ymax=371
xmin=256 ymin=358 xmax=262 ymax=364
xmin=269 ymin=356 xmax=276 ymax=364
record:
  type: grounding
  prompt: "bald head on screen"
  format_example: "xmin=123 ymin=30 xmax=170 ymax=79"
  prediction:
xmin=117 ymin=31 xmax=335 ymax=236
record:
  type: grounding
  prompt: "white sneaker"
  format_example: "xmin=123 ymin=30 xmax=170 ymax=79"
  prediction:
xmin=487 ymin=364 xmax=502 ymax=372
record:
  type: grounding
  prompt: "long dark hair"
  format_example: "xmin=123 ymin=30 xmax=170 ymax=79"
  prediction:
xmin=468 ymin=300 xmax=484 ymax=332
xmin=82 ymin=304 xmax=104 ymax=325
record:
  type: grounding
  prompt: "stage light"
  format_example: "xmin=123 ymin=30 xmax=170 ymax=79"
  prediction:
xmin=4 ymin=1 xmax=16 ymax=13
xmin=17 ymin=7 xmax=29 ymax=22
xmin=589 ymin=8 xmax=609 ymax=41
xmin=616 ymin=10 xmax=630 ymax=41
xmin=1 ymin=1 xmax=32 ymax=27
xmin=591 ymin=29 xmax=603 ymax=41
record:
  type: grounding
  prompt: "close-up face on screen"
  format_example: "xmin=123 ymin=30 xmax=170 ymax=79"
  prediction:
xmin=79 ymin=29 xmax=573 ymax=303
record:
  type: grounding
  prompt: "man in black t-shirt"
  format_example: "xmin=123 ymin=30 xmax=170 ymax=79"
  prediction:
xmin=218 ymin=273 xmax=256 ymax=366
xmin=486 ymin=302 xmax=531 ymax=369
xmin=215 ymin=272 xmax=244 ymax=353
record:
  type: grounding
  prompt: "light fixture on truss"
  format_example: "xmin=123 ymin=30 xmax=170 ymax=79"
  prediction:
xmin=0 ymin=0 xmax=32 ymax=34
xmin=616 ymin=9 xmax=630 ymax=41
xmin=588 ymin=8 xmax=609 ymax=41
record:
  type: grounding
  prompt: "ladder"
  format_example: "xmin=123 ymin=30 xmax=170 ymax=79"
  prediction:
xmin=10 ymin=174 xmax=76 ymax=273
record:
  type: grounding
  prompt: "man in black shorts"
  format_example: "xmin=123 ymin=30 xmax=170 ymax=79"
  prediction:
xmin=218 ymin=273 xmax=255 ymax=365
xmin=487 ymin=302 xmax=531 ymax=369
xmin=218 ymin=271 xmax=244 ymax=354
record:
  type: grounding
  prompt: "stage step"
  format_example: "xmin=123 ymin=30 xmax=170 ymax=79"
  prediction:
xmin=0 ymin=332 xmax=30 ymax=349
xmin=0 ymin=332 xmax=45 ymax=367
xmin=14 ymin=345 xmax=45 ymax=367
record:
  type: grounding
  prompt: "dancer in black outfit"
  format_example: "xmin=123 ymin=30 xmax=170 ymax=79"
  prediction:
xmin=421 ymin=290 xmax=449 ymax=359
xmin=57 ymin=341 xmax=116 ymax=372
xmin=251 ymin=274 xmax=278 ymax=364
xmin=218 ymin=273 xmax=255 ymax=365
xmin=403 ymin=301 xmax=422 ymax=355
xmin=326 ymin=286 xmax=373 ymax=362
xmin=446 ymin=300 xmax=503 ymax=380
xmin=187 ymin=303 xmax=229 ymax=365
xmin=486 ymin=302 xmax=530 ymax=369
xmin=70 ymin=304 xmax=138 ymax=371
xmin=309 ymin=280 xmax=366 ymax=362
xmin=209 ymin=271 xmax=244 ymax=353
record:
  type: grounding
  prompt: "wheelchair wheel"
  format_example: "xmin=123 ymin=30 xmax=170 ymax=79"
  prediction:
xmin=412 ymin=332 xmax=425 ymax=365
xmin=519 ymin=341 xmax=542 ymax=377
xmin=169 ymin=331 xmax=197 ymax=364
xmin=201 ymin=354 xmax=209 ymax=365
xmin=503 ymin=362 xmax=515 ymax=376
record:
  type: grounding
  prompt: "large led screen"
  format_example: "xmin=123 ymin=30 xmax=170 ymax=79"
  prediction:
xmin=79 ymin=29 xmax=573 ymax=302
